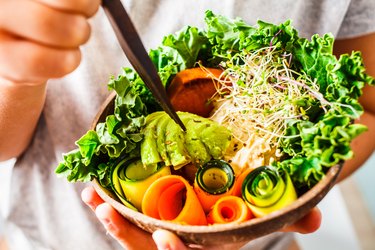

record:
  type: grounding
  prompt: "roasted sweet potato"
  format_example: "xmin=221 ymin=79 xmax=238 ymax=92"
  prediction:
xmin=167 ymin=67 xmax=223 ymax=117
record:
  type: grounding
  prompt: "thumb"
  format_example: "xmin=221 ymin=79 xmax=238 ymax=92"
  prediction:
xmin=282 ymin=207 xmax=322 ymax=234
xmin=95 ymin=203 xmax=156 ymax=249
xmin=152 ymin=229 xmax=188 ymax=250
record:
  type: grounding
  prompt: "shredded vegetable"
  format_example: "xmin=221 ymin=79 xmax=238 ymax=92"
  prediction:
xmin=205 ymin=46 xmax=360 ymax=170
xmin=56 ymin=10 xmax=373 ymax=193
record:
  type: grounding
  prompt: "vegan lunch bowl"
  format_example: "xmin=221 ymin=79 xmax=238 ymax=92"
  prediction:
xmin=56 ymin=11 xmax=374 ymax=245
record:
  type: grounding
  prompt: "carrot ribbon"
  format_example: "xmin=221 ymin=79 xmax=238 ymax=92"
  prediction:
xmin=142 ymin=175 xmax=207 ymax=225
xmin=207 ymin=196 xmax=253 ymax=224
xmin=232 ymin=168 xmax=253 ymax=197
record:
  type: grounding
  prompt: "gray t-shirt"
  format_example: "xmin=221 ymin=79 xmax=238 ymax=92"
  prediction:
xmin=4 ymin=0 xmax=375 ymax=249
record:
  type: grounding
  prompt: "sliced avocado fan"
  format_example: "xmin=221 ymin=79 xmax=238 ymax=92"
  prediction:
xmin=140 ymin=111 xmax=232 ymax=169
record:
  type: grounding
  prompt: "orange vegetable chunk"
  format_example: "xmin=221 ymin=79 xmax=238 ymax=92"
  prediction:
xmin=207 ymin=196 xmax=253 ymax=224
xmin=142 ymin=175 xmax=207 ymax=225
xmin=167 ymin=67 xmax=223 ymax=117
xmin=193 ymin=181 xmax=233 ymax=213
xmin=232 ymin=168 xmax=253 ymax=197
xmin=158 ymin=182 xmax=185 ymax=220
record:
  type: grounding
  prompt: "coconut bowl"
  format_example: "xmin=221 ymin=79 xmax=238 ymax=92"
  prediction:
xmin=91 ymin=92 xmax=342 ymax=246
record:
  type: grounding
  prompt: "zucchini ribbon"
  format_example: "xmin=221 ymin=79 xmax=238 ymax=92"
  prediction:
xmin=194 ymin=160 xmax=235 ymax=212
xmin=111 ymin=158 xmax=171 ymax=211
xmin=242 ymin=166 xmax=297 ymax=217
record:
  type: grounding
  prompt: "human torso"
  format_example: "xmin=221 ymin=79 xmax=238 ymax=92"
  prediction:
xmin=6 ymin=0 xmax=370 ymax=249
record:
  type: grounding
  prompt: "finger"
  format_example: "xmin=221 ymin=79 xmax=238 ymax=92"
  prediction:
xmin=95 ymin=203 xmax=157 ymax=250
xmin=35 ymin=0 xmax=101 ymax=17
xmin=282 ymin=207 xmax=322 ymax=234
xmin=0 ymin=1 xmax=90 ymax=48
xmin=152 ymin=230 xmax=247 ymax=250
xmin=0 ymin=33 xmax=81 ymax=83
xmin=81 ymin=186 xmax=105 ymax=211
xmin=152 ymin=230 xmax=188 ymax=250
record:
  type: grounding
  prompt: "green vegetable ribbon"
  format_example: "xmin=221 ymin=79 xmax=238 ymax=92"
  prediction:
xmin=194 ymin=160 xmax=235 ymax=212
xmin=196 ymin=160 xmax=235 ymax=194
xmin=56 ymin=10 xmax=373 ymax=194
xmin=242 ymin=166 xmax=297 ymax=217
xmin=111 ymin=158 xmax=171 ymax=211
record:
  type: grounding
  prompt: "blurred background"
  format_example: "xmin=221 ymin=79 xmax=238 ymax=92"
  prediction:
xmin=0 ymin=154 xmax=374 ymax=250
xmin=295 ymin=152 xmax=375 ymax=250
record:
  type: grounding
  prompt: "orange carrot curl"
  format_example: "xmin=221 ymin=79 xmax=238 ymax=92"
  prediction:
xmin=232 ymin=168 xmax=253 ymax=197
xmin=142 ymin=175 xmax=207 ymax=225
xmin=207 ymin=196 xmax=253 ymax=224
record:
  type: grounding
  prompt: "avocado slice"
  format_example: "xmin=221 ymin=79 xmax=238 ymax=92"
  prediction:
xmin=140 ymin=112 xmax=164 ymax=166
xmin=141 ymin=111 xmax=231 ymax=170
xmin=181 ymin=113 xmax=212 ymax=165
xmin=165 ymin=113 xmax=191 ymax=169
xmin=200 ymin=123 xmax=232 ymax=159
xmin=155 ymin=113 xmax=172 ymax=166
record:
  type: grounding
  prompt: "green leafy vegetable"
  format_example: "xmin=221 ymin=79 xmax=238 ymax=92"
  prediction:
xmin=202 ymin=11 xmax=373 ymax=188
xmin=56 ymin=10 xmax=374 ymax=192
xmin=56 ymin=72 xmax=148 ymax=187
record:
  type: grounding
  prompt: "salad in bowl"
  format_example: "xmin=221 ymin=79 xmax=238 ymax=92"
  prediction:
xmin=56 ymin=11 xmax=373 ymax=245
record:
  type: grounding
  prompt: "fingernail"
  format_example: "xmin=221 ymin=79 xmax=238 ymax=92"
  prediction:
xmin=152 ymin=231 xmax=171 ymax=250
xmin=96 ymin=204 xmax=118 ymax=232
xmin=85 ymin=201 xmax=96 ymax=210
xmin=100 ymin=218 xmax=117 ymax=232
xmin=81 ymin=187 xmax=96 ymax=210
xmin=154 ymin=242 xmax=171 ymax=250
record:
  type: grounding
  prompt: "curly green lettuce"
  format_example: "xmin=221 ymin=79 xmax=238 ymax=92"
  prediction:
xmin=56 ymin=10 xmax=374 ymax=191
xmin=201 ymin=10 xmax=373 ymax=189
xmin=56 ymin=73 xmax=147 ymax=186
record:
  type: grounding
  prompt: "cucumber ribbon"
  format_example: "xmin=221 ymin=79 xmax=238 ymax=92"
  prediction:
xmin=194 ymin=160 xmax=235 ymax=212
xmin=242 ymin=166 xmax=297 ymax=217
xmin=111 ymin=158 xmax=171 ymax=211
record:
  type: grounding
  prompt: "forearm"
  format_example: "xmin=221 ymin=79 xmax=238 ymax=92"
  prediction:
xmin=338 ymin=110 xmax=375 ymax=181
xmin=339 ymin=85 xmax=375 ymax=181
xmin=334 ymin=33 xmax=375 ymax=181
xmin=0 ymin=79 xmax=46 ymax=161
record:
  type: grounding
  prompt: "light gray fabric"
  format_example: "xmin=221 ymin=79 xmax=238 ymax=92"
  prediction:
xmin=337 ymin=0 xmax=375 ymax=38
xmin=4 ymin=0 xmax=375 ymax=249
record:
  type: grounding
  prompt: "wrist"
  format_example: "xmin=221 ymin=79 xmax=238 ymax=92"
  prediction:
xmin=0 ymin=75 xmax=47 ymax=88
xmin=0 ymin=77 xmax=47 ymax=161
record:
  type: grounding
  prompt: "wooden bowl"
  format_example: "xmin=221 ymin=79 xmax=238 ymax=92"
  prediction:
xmin=91 ymin=92 xmax=342 ymax=246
